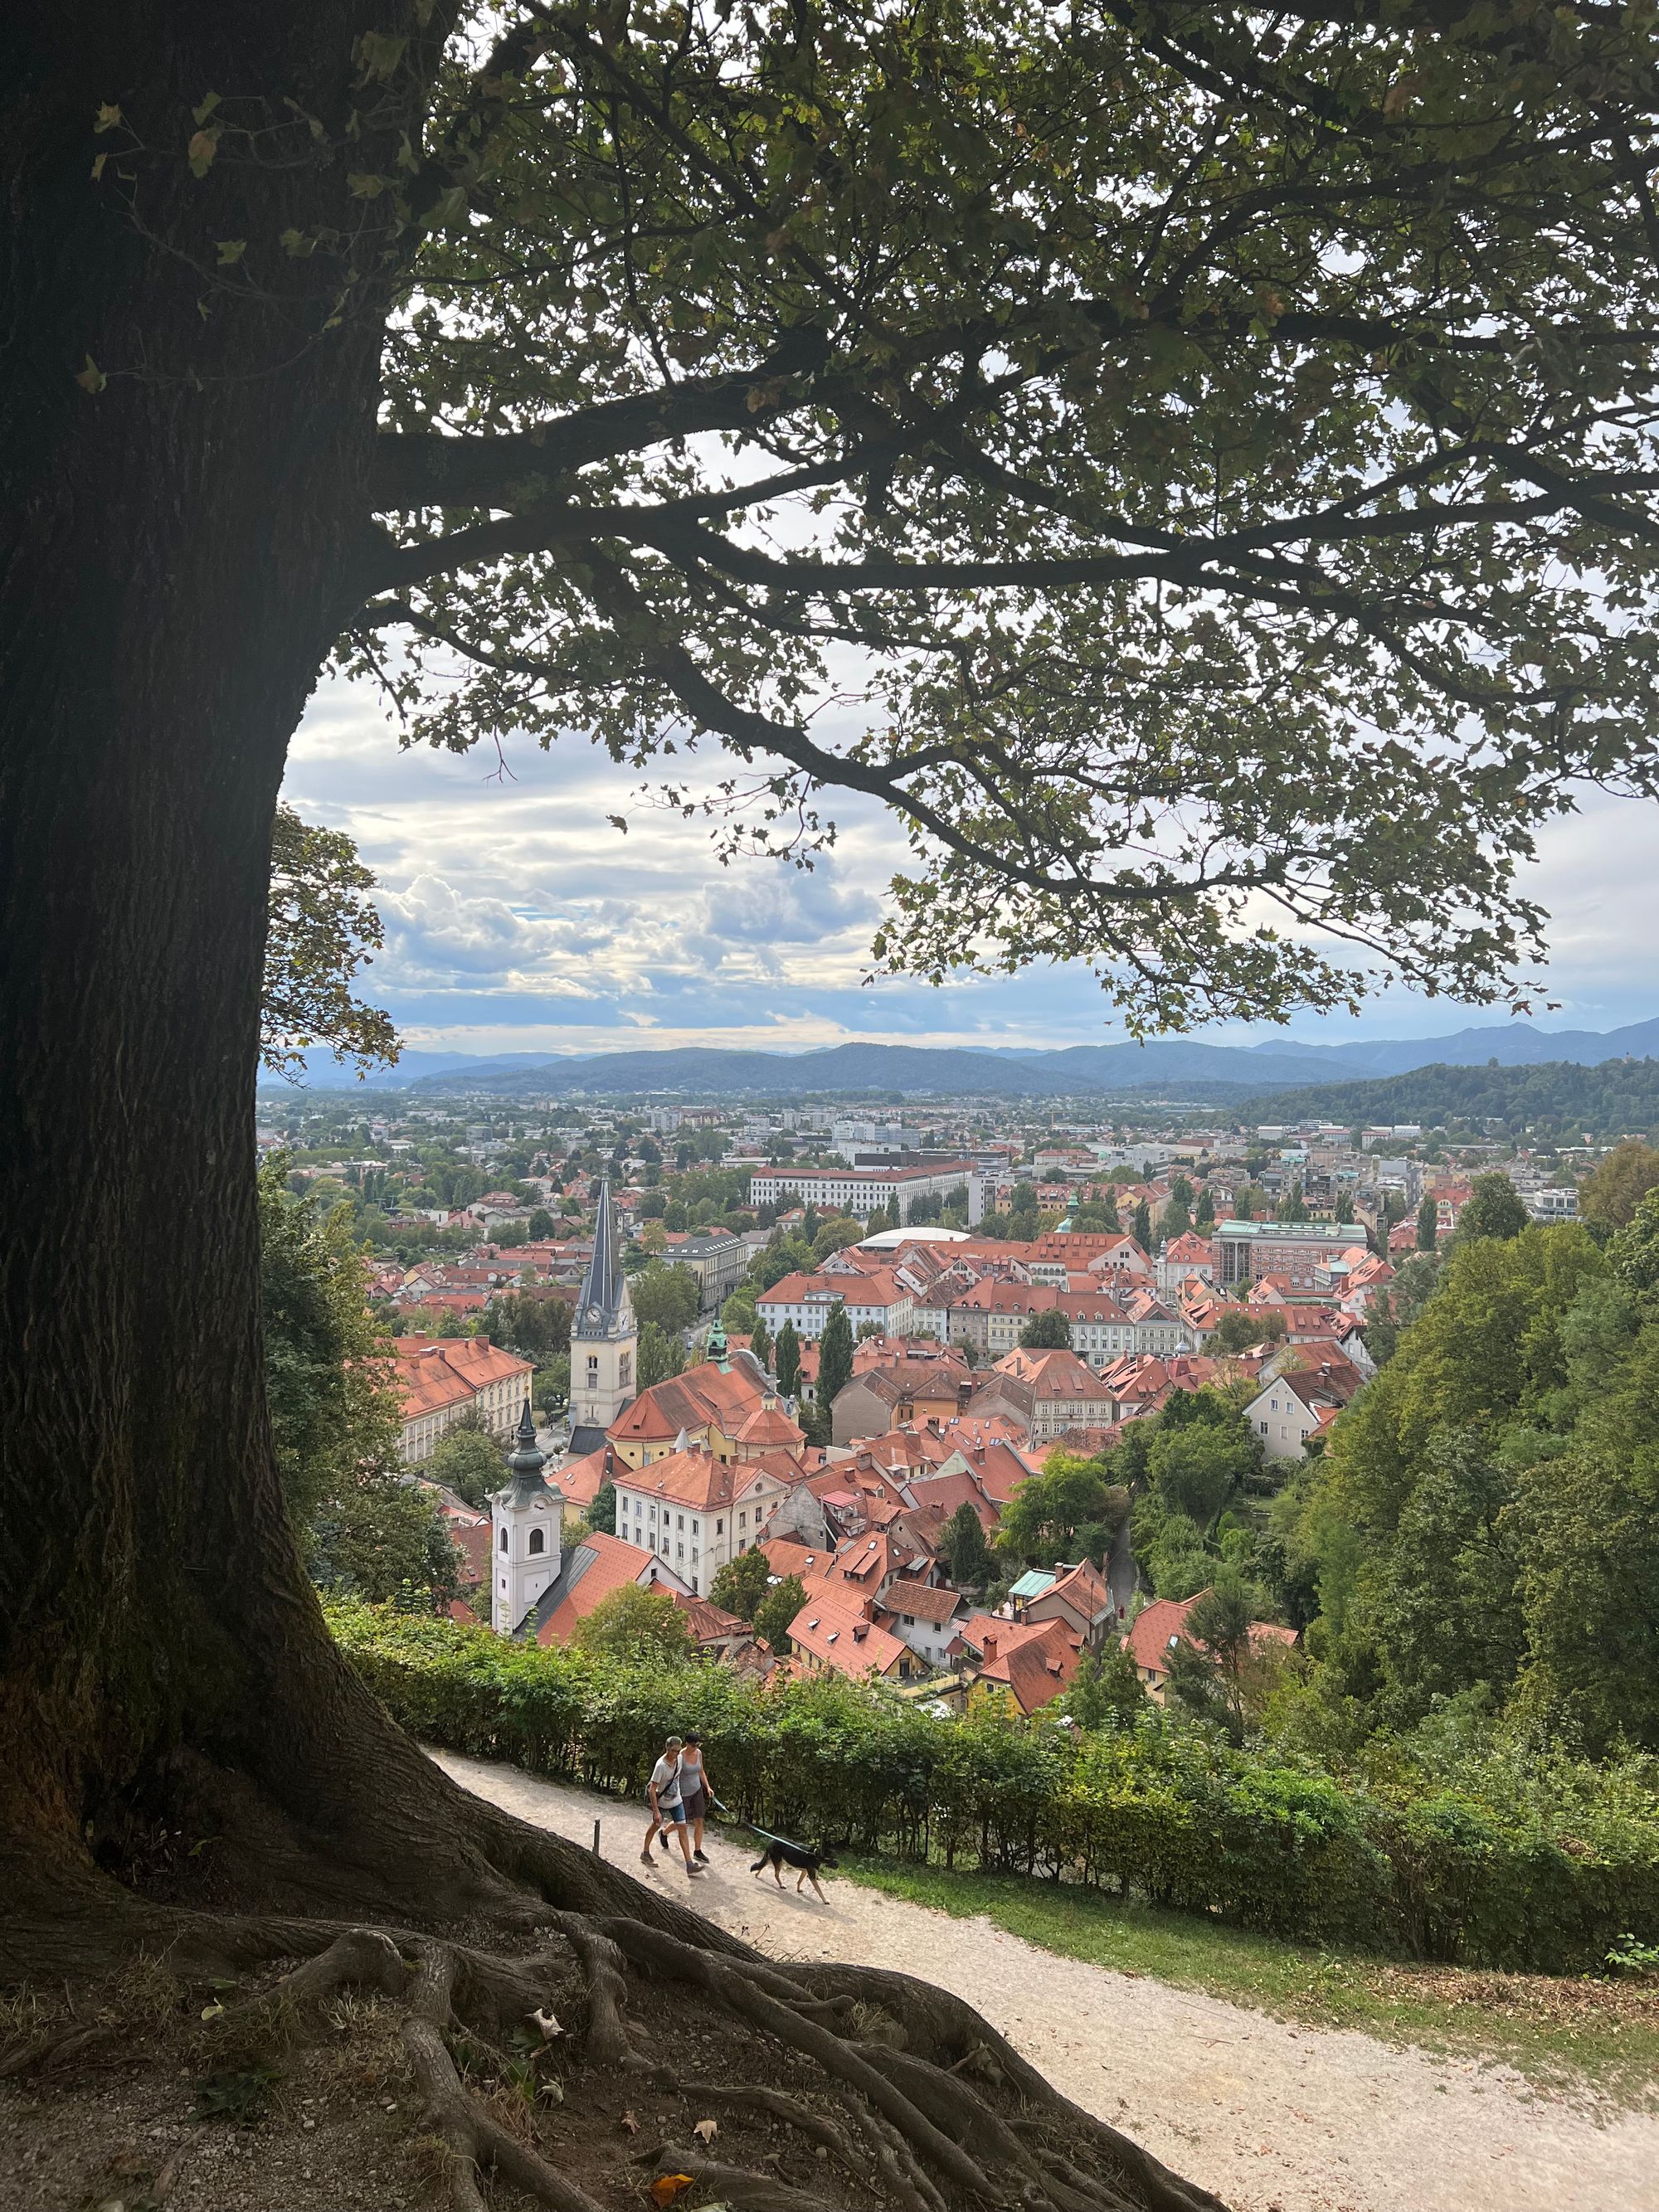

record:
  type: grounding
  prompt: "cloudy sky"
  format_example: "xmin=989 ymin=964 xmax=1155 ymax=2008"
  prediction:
xmin=281 ymin=672 xmax=1659 ymax=1057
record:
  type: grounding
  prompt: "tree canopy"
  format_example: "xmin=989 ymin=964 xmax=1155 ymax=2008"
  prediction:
xmin=302 ymin=2 xmax=1659 ymax=1032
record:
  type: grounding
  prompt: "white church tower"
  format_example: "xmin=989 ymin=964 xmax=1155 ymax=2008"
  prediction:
xmin=491 ymin=1402 xmax=561 ymax=1635
xmin=567 ymin=1178 xmax=637 ymax=1454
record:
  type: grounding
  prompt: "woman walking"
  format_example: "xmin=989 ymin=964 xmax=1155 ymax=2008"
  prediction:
xmin=676 ymin=1732 xmax=719 ymax=1865
xmin=641 ymin=1734 xmax=702 ymax=1877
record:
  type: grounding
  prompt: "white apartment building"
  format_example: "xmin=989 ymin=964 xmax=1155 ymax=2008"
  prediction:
xmin=749 ymin=1161 xmax=986 ymax=1225
xmin=611 ymin=1445 xmax=797 ymax=1594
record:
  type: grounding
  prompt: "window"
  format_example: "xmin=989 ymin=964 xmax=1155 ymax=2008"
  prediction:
xmin=715 ymin=1518 xmax=723 ymax=1534
xmin=738 ymin=1510 xmax=747 ymax=1529
xmin=498 ymin=1528 xmax=508 ymax=1553
xmin=1259 ymin=1420 xmax=1268 ymax=1434
xmin=676 ymin=1513 xmax=684 ymax=1531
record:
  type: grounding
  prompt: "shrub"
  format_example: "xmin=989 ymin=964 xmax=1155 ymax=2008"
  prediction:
xmin=327 ymin=1603 xmax=1659 ymax=1971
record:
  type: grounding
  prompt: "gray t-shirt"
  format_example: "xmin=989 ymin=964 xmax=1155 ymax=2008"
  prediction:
xmin=649 ymin=1753 xmax=682 ymax=1806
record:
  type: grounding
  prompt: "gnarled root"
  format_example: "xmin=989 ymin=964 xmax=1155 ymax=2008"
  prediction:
xmin=641 ymin=2140 xmax=843 ymax=2212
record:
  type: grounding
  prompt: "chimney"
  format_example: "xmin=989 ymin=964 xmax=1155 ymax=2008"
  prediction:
xmin=982 ymin=1633 xmax=998 ymax=1663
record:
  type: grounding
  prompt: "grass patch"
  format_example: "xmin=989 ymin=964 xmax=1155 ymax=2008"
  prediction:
xmin=841 ymin=1855 xmax=1659 ymax=2106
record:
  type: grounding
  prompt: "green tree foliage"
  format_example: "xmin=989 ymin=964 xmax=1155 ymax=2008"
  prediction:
xmin=945 ymin=1500 xmax=995 ymax=1589
xmin=1458 ymin=1173 xmax=1530 ymax=1243
xmin=753 ymin=1573 xmax=809 ymax=1656
xmin=1243 ymin=1060 xmax=1659 ymax=1140
xmin=637 ymin=1322 xmax=687 ymax=1391
xmin=479 ymin=1290 xmax=571 ymax=1366
xmin=1097 ymin=1186 xmax=1121 ymax=1232
xmin=260 ymin=1155 xmax=402 ymax=1524
xmin=1131 ymin=1199 xmax=1152 ymax=1252
xmin=1160 ymin=1193 xmax=1192 ymax=1242
xmin=527 ymin=1208 xmax=555 ymax=1240
xmin=570 ymin=1585 xmax=693 ymax=1666
xmin=1019 ymin=1306 xmax=1072 ymax=1349
xmin=812 ymin=1216 xmax=865 ymax=1262
xmin=774 ymin=1320 xmax=802 ymax=1398
xmin=1581 ymin=1141 xmax=1659 ymax=1235
xmin=309 ymin=1479 xmax=463 ymax=1612
xmin=1062 ymin=1643 xmax=1145 ymax=1730
xmin=710 ymin=1548 xmax=772 ymax=1622
xmin=1131 ymin=1392 xmax=1264 ymax=1597
xmin=749 ymin=1313 xmax=772 ymax=1372
xmin=999 ymin=1454 xmax=1128 ymax=1571
xmin=817 ymin=1303 xmax=855 ymax=1410
xmin=1287 ymin=1222 xmax=1659 ymax=1746
xmin=1275 ymin=1180 xmax=1308 ymax=1223
xmin=259 ymin=1158 xmax=456 ymax=1608
xmin=1194 ymin=1186 xmax=1215 ymax=1229
xmin=722 ymin=1286 xmax=759 ymax=1334
xmin=261 ymin=805 xmax=398 ymax=1079
xmin=1416 ymin=1194 xmax=1439 ymax=1252
xmin=586 ymin=1481 xmax=616 ymax=1537
xmin=629 ymin=1260 xmax=702 ymax=1336
xmin=426 ymin=1424 xmax=505 ymax=1510
xmin=1208 ymin=1305 xmax=1282 ymax=1354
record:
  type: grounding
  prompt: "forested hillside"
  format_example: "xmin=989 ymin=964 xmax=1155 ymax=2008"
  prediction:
xmin=1240 ymin=1055 xmax=1659 ymax=1137
xmin=1275 ymin=1200 xmax=1659 ymax=1757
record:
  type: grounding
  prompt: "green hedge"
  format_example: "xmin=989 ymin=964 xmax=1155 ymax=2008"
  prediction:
xmin=328 ymin=1602 xmax=1659 ymax=1974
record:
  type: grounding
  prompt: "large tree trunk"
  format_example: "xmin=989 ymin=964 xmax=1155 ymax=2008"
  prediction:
xmin=0 ymin=0 xmax=452 ymax=1913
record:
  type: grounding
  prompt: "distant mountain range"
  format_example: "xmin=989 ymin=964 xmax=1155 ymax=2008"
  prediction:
xmin=279 ymin=1014 xmax=1659 ymax=1100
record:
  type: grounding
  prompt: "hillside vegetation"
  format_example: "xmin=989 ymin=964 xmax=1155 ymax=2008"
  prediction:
xmin=1240 ymin=1055 xmax=1659 ymax=1136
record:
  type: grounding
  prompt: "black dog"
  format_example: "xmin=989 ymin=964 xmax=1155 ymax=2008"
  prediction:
xmin=750 ymin=1835 xmax=839 ymax=1902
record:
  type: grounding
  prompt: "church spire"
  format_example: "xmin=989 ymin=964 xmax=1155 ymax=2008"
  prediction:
xmin=507 ymin=1398 xmax=547 ymax=1501
xmin=577 ymin=1176 xmax=628 ymax=1337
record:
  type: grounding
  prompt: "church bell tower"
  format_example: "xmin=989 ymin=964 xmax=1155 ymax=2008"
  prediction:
xmin=567 ymin=1177 xmax=637 ymax=1452
xmin=491 ymin=1402 xmax=561 ymax=1635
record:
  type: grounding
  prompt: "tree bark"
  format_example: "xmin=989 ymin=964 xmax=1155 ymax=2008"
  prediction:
xmin=0 ymin=0 xmax=437 ymax=1907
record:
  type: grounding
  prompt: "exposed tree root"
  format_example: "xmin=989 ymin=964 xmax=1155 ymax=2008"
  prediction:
xmin=642 ymin=2139 xmax=844 ymax=2212
xmin=2 ymin=1755 xmax=1232 ymax=2212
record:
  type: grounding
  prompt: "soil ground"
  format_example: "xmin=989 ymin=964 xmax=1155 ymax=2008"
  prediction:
xmin=432 ymin=1750 xmax=1659 ymax=2212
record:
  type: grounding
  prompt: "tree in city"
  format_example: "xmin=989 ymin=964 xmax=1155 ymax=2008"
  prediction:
xmin=1097 ymin=1186 xmax=1121 ymax=1232
xmin=710 ymin=1548 xmax=772 ymax=1624
xmin=999 ymin=1455 xmax=1127 ymax=1572
xmin=752 ymin=1573 xmax=809 ymax=1659
xmin=426 ymin=1422 xmax=506 ymax=1510
xmin=1275 ymin=1180 xmax=1308 ymax=1224
xmin=1415 ymin=1194 xmax=1440 ymax=1252
xmin=261 ymin=804 xmax=399 ymax=1079
xmin=628 ymin=1259 xmax=702 ymax=1337
xmin=1131 ymin=1199 xmax=1153 ymax=1252
xmin=944 ymin=1500 xmax=995 ymax=1591
xmin=773 ymin=1319 xmax=802 ymax=1400
xmin=1578 ymin=1140 xmax=1659 ymax=1235
xmin=1063 ymin=1643 xmax=1146 ymax=1732
xmin=817 ymin=1304 xmax=855 ymax=1413
xmin=636 ymin=1321 xmax=686 ymax=1392
xmin=748 ymin=1313 xmax=772 ymax=1373
xmin=586 ymin=1480 xmax=616 ymax=1539
xmin=1194 ymin=1185 xmax=1215 ymax=1230
xmin=526 ymin=1207 xmax=555 ymax=1241
xmin=1458 ymin=1172 xmax=1531 ymax=1243
xmin=1179 ymin=1575 xmax=1258 ymax=1745
xmin=19 ymin=13 xmax=1659 ymax=2205
xmin=479 ymin=1290 xmax=571 ymax=1367
xmin=569 ymin=1586 xmax=693 ymax=1668
xmin=1209 ymin=1305 xmax=1281 ymax=1354
xmin=1019 ymin=1306 xmax=1072 ymax=1350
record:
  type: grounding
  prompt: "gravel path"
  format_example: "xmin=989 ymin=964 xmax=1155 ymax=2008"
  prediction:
xmin=434 ymin=1749 xmax=1659 ymax=2212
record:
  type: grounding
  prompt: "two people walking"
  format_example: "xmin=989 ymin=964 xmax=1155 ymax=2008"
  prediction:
xmin=640 ymin=1733 xmax=719 ymax=1877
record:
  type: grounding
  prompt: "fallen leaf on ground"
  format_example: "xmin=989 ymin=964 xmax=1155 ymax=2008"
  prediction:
xmin=693 ymin=2117 xmax=719 ymax=2144
xmin=619 ymin=2109 xmax=640 ymax=2133
xmin=650 ymin=2176 xmax=694 ymax=2205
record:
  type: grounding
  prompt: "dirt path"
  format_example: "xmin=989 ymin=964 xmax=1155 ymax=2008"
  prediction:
xmin=434 ymin=1750 xmax=1659 ymax=2212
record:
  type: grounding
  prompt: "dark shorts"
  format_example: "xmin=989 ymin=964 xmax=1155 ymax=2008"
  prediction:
xmin=679 ymin=1786 xmax=707 ymax=1821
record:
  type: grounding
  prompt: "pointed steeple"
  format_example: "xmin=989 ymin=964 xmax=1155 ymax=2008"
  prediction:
xmin=577 ymin=1177 xmax=630 ymax=1338
xmin=507 ymin=1398 xmax=547 ymax=1500
xmin=706 ymin=1315 xmax=729 ymax=1373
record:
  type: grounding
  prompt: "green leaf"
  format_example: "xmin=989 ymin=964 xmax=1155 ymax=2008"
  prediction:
xmin=93 ymin=102 xmax=122 ymax=134
xmin=347 ymin=172 xmax=387 ymax=200
xmin=215 ymin=239 xmax=246 ymax=267
xmin=192 ymin=90 xmax=221 ymax=126
xmin=354 ymin=32 xmax=409 ymax=82
xmin=73 ymin=355 xmax=106 ymax=395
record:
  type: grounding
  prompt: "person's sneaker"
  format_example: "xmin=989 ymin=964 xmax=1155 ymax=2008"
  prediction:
xmin=693 ymin=1849 xmax=709 ymax=1863
xmin=658 ymin=1830 xmax=672 ymax=1853
xmin=639 ymin=1852 xmax=654 ymax=1867
xmin=686 ymin=1862 xmax=704 ymax=1876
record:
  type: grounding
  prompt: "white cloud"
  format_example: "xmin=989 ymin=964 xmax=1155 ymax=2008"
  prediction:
xmin=282 ymin=675 xmax=1659 ymax=1052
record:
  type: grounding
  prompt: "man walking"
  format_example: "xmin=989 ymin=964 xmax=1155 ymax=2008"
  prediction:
xmin=641 ymin=1734 xmax=702 ymax=1877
